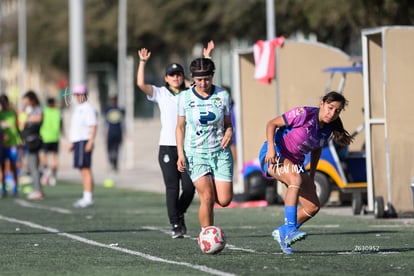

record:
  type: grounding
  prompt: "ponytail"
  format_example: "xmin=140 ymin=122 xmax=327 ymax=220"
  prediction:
xmin=322 ymin=91 xmax=353 ymax=146
xmin=331 ymin=117 xmax=353 ymax=146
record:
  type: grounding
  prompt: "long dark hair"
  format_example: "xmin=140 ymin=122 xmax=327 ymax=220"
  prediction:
xmin=323 ymin=91 xmax=353 ymax=146
xmin=23 ymin=90 xmax=40 ymax=107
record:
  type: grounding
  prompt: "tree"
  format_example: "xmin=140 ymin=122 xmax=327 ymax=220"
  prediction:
xmin=1 ymin=0 xmax=413 ymax=75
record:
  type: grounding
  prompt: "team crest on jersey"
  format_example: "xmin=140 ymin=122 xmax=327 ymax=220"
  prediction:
xmin=214 ymin=97 xmax=223 ymax=108
xmin=106 ymin=109 xmax=122 ymax=124
xmin=296 ymin=107 xmax=305 ymax=115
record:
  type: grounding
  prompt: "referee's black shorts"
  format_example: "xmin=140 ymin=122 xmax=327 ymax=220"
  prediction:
xmin=40 ymin=142 xmax=59 ymax=153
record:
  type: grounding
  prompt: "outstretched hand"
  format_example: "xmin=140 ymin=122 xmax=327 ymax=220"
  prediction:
xmin=203 ymin=40 xmax=215 ymax=58
xmin=138 ymin=48 xmax=151 ymax=61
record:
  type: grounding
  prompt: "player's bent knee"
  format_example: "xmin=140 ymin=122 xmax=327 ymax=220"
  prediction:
xmin=216 ymin=196 xmax=232 ymax=207
xmin=302 ymin=203 xmax=320 ymax=218
xmin=309 ymin=204 xmax=320 ymax=216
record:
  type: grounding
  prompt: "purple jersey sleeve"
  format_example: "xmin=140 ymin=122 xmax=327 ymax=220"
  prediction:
xmin=282 ymin=107 xmax=310 ymax=128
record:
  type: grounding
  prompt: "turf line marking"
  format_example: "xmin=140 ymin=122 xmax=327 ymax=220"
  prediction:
xmin=370 ymin=224 xmax=407 ymax=228
xmin=0 ymin=215 xmax=235 ymax=276
xmin=14 ymin=199 xmax=72 ymax=214
xmin=143 ymin=226 xmax=261 ymax=254
xmin=301 ymin=224 xmax=339 ymax=228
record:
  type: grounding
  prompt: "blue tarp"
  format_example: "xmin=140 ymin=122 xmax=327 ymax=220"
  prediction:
xmin=322 ymin=66 xmax=362 ymax=73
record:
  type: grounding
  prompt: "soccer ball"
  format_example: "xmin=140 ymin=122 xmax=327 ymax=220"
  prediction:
xmin=197 ymin=226 xmax=226 ymax=254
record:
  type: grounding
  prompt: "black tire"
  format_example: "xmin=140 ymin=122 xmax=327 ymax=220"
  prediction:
xmin=245 ymin=171 xmax=270 ymax=200
xmin=265 ymin=186 xmax=276 ymax=205
xmin=374 ymin=196 xmax=385 ymax=218
xmin=352 ymin=192 xmax=363 ymax=215
xmin=314 ymin=172 xmax=331 ymax=206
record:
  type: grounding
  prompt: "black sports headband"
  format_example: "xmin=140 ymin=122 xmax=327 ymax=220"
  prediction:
xmin=191 ymin=71 xmax=214 ymax=77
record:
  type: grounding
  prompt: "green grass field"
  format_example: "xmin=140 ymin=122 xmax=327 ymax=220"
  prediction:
xmin=1 ymin=181 xmax=413 ymax=276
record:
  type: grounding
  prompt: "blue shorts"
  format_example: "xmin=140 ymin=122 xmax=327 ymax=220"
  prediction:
xmin=73 ymin=140 xmax=92 ymax=169
xmin=1 ymin=147 xmax=19 ymax=163
xmin=186 ymin=148 xmax=233 ymax=183
xmin=259 ymin=141 xmax=305 ymax=177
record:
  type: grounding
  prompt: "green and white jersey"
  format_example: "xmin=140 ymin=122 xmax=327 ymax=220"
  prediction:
xmin=177 ymin=85 xmax=231 ymax=154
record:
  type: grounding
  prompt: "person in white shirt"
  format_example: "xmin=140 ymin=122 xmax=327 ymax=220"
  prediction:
xmin=69 ymin=84 xmax=97 ymax=208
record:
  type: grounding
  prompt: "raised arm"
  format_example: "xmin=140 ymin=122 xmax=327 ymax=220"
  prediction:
xmin=136 ymin=48 xmax=154 ymax=97
xmin=203 ymin=40 xmax=215 ymax=58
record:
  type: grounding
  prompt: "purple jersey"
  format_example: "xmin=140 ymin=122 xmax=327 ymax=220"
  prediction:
xmin=275 ymin=106 xmax=332 ymax=164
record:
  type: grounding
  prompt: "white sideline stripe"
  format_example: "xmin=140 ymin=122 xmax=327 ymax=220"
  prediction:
xmin=14 ymin=199 xmax=72 ymax=214
xmin=370 ymin=224 xmax=408 ymax=228
xmin=0 ymin=215 xmax=235 ymax=276
xmin=301 ymin=224 xmax=340 ymax=228
xmin=143 ymin=226 xmax=259 ymax=254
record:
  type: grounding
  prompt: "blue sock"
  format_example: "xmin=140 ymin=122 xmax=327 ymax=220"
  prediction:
xmin=12 ymin=184 xmax=18 ymax=194
xmin=296 ymin=222 xmax=302 ymax=229
xmin=284 ymin=206 xmax=297 ymax=230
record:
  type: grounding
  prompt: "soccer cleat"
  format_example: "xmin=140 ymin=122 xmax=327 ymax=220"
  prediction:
xmin=272 ymin=228 xmax=293 ymax=254
xmin=181 ymin=223 xmax=187 ymax=236
xmin=178 ymin=216 xmax=187 ymax=235
xmin=285 ymin=228 xmax=307 ymax=246
xmin=73 ymin=198 xmax=93 ymax=208
xmin=171 ymin=224 xmax=185 ymax=239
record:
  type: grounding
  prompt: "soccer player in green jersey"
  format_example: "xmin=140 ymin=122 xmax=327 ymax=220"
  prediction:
xmin=176 ymin=58 xmax=234 ymax=230
xmin=0 ymin=95 xmax=22 ymax=197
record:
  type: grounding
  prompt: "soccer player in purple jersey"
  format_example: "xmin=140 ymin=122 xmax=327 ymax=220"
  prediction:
xmin=259 ymin=91 xmax=353 ymax=254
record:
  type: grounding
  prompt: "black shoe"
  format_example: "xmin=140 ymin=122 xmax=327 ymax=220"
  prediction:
xmin=171 ymin=224 xmax=185 ymax=239
xmin=178 ymin=216 xmax=187 ymax=235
